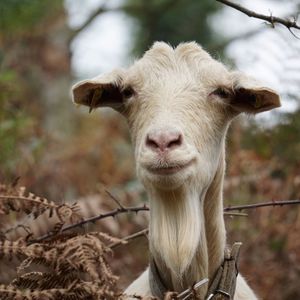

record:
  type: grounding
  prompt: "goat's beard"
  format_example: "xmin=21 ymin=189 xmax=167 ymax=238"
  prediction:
xmin=149 ymin=185 xmax=205 ymax=279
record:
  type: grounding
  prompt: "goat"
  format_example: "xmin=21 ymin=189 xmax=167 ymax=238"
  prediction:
xmin=72 ymin=42 xmax=281 ymax=299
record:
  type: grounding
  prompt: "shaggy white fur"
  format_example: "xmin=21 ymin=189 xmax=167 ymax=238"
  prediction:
xmin=72 ymin=42 xmax=280 ymax=299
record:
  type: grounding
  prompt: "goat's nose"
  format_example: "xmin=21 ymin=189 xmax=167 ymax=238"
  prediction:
xmin=146 ymin=130 xmax=183 ymax=152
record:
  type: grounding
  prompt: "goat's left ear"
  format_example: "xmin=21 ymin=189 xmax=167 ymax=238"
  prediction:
xmin=229 ymin=72 xmax=281 ymax=114
xmin=71 ymin=69 xmax=125 ymax=112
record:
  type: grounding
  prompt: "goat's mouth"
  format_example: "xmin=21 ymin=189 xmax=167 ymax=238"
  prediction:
xmin=146 ymin=159 xmax=195 ymax=176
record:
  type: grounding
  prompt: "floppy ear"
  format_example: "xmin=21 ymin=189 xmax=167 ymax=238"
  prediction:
xmin=72 ymin=69 xmax=125 ymax=112
xmin=229 ymin=72 xmax=281 ymax=114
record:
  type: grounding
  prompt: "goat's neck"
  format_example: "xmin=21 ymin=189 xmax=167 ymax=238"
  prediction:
xmin=148 ymin=151 xmax=226 ymax=297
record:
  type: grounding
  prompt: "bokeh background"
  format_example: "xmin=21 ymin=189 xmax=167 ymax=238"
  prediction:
xmin=0 ymin=0 xmax=300 ymax=299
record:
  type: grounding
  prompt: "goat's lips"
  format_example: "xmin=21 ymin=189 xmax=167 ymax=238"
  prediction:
xmin=146 ymin=160 xmax=194 ymax=175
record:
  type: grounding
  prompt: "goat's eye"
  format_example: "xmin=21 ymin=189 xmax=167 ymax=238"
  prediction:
xmin=122 ymin=87 xmax=135 ymax=99
xmin=211 ymin=87 xmax=232 ymax=99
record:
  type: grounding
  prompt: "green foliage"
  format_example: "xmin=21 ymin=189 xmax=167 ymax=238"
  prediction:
xmin=0 ymin=0 xmax=66 ymax=178
xmin=0 ymin=0 xmax=62 ymax=35
xmin=269 ymin=237 xmax=286 ymax=253
xmin=124 ymin=0 xmax=221 ymax=56
xmin=0 ymin=69 xmax=33 ymax=174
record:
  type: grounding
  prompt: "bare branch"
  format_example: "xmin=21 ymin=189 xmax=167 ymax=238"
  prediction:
xmin=110 ymin=200 xmax=300 ymax=249
xmin=224 ymin=199 xmax=300 ymax=212
xmin=109 ymin=228 xmax=148 ymax=249
xmin=216 ymin=0 xmax=300 ymax=32
xmin=30 ymin=204 xmax=149 ymax=243
xmin=30 ymin=199 xmax=300 ymax=244
xmin=105 ymin=190 xmax=125 ymax=209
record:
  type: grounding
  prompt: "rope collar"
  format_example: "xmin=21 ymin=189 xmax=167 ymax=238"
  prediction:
xmin=149 ymin=242 xmax=242 ymax=300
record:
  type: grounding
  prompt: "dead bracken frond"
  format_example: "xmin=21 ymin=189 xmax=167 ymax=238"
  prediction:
xmin=0 ymin=183 xmax=82 ymax=240
xmin=0 ymin=183 xmax=56 ymax=217
xmin=0 ymin=183 xmax=81 ymax=223
xmin=0 ymin=281 xmax=123 ymax=300
xmin=0 ymin=232 xmax=124 ymax=299
xmin=0 ymin=182 xmax=129 ymax=299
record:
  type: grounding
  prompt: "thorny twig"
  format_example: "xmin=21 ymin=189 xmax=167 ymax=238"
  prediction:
xmin=106 ymin=200 xmax=300 ymax=249
xmin=30 ymin=199 xmax=300 ymax=244
xmin=30 ymin=204 xmax=149 ymax=243
xmin=224 ymin=199 xmax=300 ymax=212
xmin=109 ymin=228 xmax=149 ymax=249
xmin=105 ymin=190 xmax=125 ymax=209
xmin=216 ymin=0 xmax=300 ymax=36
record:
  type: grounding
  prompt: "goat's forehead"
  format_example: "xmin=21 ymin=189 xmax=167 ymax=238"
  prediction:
xmin=128 ymin=42 xmax=229 ymax=87
xmin=143 ymin=41 xmax=212 ymax=65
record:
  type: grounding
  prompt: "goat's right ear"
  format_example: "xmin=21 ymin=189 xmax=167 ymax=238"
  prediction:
xmin=72 ymin=69 xmax=125 ymax=112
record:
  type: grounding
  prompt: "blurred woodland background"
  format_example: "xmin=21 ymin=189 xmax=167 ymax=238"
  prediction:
xmin=0 ymin=0 xmax=300 ymax=299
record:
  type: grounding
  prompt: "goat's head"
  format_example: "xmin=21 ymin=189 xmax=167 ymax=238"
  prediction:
xmin=72 ymin=42 xmax=280 ymax=193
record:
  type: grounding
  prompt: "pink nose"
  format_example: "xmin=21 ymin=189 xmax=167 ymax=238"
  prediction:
xmin=146 ymin=129 xmax=183 ymax=152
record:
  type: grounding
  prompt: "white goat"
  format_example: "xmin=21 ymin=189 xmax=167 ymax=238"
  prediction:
xmin=72 ymin=42 xmax=280 ymax=299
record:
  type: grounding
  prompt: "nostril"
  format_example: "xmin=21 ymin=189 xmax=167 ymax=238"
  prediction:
xmin=167 ymin=134 xmax=182 ymax=149
xmin=146 ymin=135 xmax=160 ymax=149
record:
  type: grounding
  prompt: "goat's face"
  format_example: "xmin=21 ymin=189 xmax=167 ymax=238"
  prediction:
xmin=72 ymin=42 xmax=280 ymax=192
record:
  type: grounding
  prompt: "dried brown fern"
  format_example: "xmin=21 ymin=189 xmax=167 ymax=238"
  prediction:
xmin=0 ymin=181 xmax=128 ymax=300
xmin=0 ymin=281 xmax=112 ymax=300
xmin=0 ymin=184 xmax=82 ymax=221
xmin=0 ymin=232 xmax=125 ymax=299
xmin=0 ymin=184 xmax=56 ymax=217
xmin=0 ymin=183 xmax=82 ymax=240
xmin=0 ymin=183 xmax=121 ymax=299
